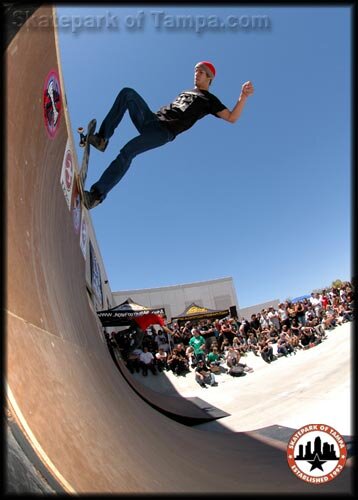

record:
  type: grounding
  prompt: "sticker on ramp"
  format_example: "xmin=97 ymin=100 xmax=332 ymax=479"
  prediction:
xmin=43 ymin=69 xmax=62 ymax=138
xmin=287 ymin=424 xmax=347 ymax=484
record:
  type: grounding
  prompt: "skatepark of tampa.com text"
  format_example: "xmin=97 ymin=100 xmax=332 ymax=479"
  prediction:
xmin=11 ymin=9 xmax=271 ymax=35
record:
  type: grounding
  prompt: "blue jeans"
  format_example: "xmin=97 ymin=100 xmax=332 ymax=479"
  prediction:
xmin=90 ymin=88 xmax=175 ymax=200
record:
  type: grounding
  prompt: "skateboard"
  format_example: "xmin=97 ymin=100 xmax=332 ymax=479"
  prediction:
xmin=76 ymin=118 xmax=97 ymax=202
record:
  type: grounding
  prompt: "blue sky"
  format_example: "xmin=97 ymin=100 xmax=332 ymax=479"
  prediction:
xmin=57 ymin=5 xmax=352 ymax=307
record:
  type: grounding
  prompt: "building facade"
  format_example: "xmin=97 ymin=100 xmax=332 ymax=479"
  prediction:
xmin=112 ymin=277 xmax=239 ymax=322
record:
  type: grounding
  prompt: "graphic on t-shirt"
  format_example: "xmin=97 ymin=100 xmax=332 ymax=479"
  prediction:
xmin=172 ymin=91 xmax=197 ymax=112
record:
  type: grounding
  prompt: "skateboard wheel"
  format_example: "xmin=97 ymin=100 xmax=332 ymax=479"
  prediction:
xmin=78 ymin=127 xmax=84 ymax=133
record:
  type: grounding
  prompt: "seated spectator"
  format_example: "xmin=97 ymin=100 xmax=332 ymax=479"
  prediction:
xmin=220 ymin=337 xmax=232 ymax=354
xmin=300 ymin=326 xmax=318 ymax=348
xmin=290 ymin=319 xmax=303 ymax=348
xmin=237 ymin=332 xmax=249 ymax=351
xmin=225 ymin=347 xmax=254 ymax=373
xmin=195 ymin=360 xmax=218 ymax=388
xmin=185 ymin=345 xmax=198 ymax=368
xmin=206 ymin=346 xmax=224 ymax=372
xmin=175 ymin=343 xmax=188 ymax=359
xmin=320 ymin=311 xmax=335 ymax=330
xmin=336 ymin=303 xmax=353 ymax=323
xmin=126 ymin=347 xmax=142 ymax=374
xmin=277 ymin=330 xmax=295 ymax=356
xmin=247 ymin=332 xmax=260 ymax=356
xmin=225 ymin=346 xmax=240 ymax=368
xmin=139 ymin=347 xmax=157 ymax=376
xmin=307 ymin=316 xmax=327 ymax=339
xmin=155 ymin=348 xmax=168 ymax=372
xmin=259 ymin=340 xmax=275 ymax=364
xmin=290 ymin=318 xmax=301 ymax=336
xmin=210 ymin=339 xmax=219 ymax=350
xmin=167 ymin=348 xmax=189 ymax=376
xmin=267 ymin=325 xmax=279 ymax=343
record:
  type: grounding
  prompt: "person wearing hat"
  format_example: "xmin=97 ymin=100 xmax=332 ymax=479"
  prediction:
xmin=83 ymin=61 xmax=254 ymax=208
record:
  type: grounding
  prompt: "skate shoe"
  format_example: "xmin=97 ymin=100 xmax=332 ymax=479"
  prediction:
xmin=88 ymin=133 xmax=108 ymax=152
xmin=83 ymin=189 xmax=102 ymax=209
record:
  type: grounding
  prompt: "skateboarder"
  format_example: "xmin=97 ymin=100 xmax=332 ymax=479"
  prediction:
xmin=83 ymin=61 xmax=254 ymax=209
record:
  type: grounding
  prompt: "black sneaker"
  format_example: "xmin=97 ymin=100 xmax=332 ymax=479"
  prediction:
xmin=88 ymin=133 xmax=108 ymax=152
xmin=83 ymin=189 xmax=102 ymax=210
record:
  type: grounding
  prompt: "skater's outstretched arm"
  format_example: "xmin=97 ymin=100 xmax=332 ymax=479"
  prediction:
xmin=217 ymin=81 xmax=254 ymax=123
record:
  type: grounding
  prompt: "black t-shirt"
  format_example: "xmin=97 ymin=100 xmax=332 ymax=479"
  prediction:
xmin=156 ymin=88 xmax=227 ymax=136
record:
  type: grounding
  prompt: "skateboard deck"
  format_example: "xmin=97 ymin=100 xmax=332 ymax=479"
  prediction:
xmin=76 ymin=118 xmax=97 ymax=203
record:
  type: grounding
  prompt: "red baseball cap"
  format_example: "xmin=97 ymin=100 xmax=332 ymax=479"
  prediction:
xmin=195 ymin=61 xmax=216 ymax=79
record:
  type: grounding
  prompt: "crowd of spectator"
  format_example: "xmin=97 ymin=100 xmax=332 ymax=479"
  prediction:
xmin=107 ymin=281 xmax=354 ymax=389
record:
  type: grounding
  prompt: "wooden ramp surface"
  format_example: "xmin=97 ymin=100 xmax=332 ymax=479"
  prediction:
xmin=5 ymin=6 xmax=352 ymax=494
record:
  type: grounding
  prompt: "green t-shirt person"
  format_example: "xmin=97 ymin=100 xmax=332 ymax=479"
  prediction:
xmin=189 ymin=330 xmax=206 ymax=354
xmin=207 ymin=351 xmax=220 ymax=363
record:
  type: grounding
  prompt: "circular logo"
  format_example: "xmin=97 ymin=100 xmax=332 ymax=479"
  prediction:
xmin=43 ymin=70 xmax=62 ymax=138
xmin=287 ymin=424 xmax=347 ymax=484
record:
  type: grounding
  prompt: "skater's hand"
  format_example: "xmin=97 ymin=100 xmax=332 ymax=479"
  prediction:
xmin=241 ymin=81 xmax=254 ymax=97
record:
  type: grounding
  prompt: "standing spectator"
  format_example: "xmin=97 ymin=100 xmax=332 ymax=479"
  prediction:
xmin=277 ymin=303 xmax=290 ymax=329
xmin=249 ymin=314 xmax=261 ymax=337
xmin=267 ymin=306 xmax=281 ymax=331
xmin=258 ymin=311 xmax=270 ymax=330
xmin=189 ymin=328 xmax=206 ymax=361
xmin=240 ymin=318 xmax=250 ymax=336
xmin=294 ymin=301 xmax=306 ymax=326
xmin=310 ymin=293 xmax=322 ymax=317
xmin=286 ymin=301 xmax=297 ymax=324
xmin=321 ymin=291 xmax=329 ymax=311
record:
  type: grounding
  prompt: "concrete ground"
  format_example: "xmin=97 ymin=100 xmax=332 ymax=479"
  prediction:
xmin=131 ymin=321 xmax=352 ymax=435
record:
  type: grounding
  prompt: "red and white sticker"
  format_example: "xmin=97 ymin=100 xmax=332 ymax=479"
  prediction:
xmin=43 ymin=69 xmax=62 ymax=138
xmin=287 ymin=424 xmax=347 ymax=484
